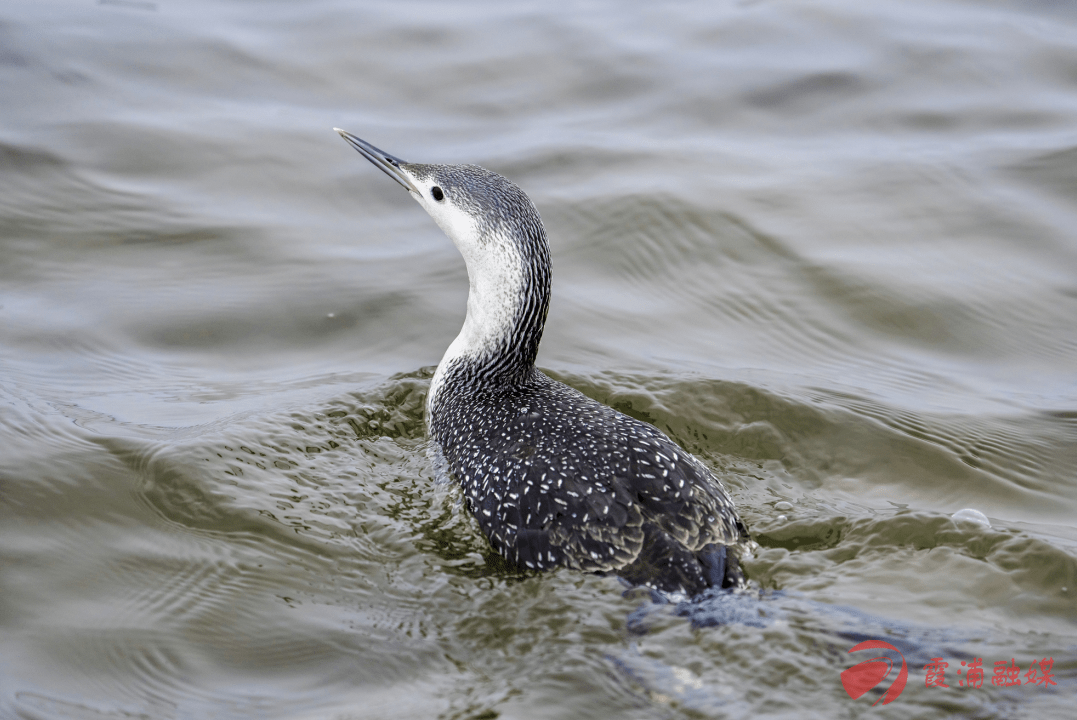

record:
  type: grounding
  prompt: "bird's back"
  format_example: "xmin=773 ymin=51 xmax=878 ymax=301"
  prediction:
xmin=431 ymin=370 xmax=749 ymax=595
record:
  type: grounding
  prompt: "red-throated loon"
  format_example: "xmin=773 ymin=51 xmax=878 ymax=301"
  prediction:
xmin=336 ymin=128 xmax=750 ymax=595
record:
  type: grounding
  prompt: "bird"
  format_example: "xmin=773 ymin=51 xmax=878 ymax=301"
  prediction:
xmin=335 ymin=129 xmax=751 ymax=596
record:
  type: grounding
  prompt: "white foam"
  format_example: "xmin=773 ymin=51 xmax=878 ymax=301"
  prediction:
xmin=951 ymin=508 xmax=991 ymax=528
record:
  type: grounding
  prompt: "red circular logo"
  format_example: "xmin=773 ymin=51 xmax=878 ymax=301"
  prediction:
xmin=842 ymin=640 xmax=908 ymax=705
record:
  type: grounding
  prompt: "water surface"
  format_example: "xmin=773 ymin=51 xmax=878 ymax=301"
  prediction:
xmin=1 ymin=0 xmax=1075 ymax=717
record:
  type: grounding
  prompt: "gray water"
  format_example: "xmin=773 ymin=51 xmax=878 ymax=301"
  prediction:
xmin=2 ymin=0 xmax=1076 ymax=718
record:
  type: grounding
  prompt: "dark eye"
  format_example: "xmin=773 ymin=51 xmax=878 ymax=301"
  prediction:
xmin=431 ymin=186 xmax=444 ymax=202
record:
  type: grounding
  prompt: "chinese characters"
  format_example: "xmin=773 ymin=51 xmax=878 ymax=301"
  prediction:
xmin=922 ymin=657 xmax=1055 ymax=690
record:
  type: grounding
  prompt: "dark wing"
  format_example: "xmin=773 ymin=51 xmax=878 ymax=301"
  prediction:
xmin=458 ymin=375 xmax=747 ymax=591
xmin=464 ymin=388 xmax=646 ymax=572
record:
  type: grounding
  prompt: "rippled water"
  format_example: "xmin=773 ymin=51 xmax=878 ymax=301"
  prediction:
xmin=2 ymin=0 xmax=1075 ymax=717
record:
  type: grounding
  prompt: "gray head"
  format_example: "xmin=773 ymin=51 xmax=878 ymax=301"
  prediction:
xmin=334 ymin=129 xmax=547 ymax=265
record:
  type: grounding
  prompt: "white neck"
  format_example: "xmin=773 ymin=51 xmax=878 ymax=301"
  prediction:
xmin=427 ymin=227 xmax=526 ymax=416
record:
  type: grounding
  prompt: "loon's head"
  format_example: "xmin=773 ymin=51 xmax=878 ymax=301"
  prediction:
xmin=335 ymin=129 xmax=546 ymax=267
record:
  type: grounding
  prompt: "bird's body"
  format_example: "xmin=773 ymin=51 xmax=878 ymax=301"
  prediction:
xmin=336 ymin=129 xmax=750 ymax=595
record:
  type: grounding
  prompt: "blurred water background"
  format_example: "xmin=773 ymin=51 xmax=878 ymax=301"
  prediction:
xmin=1 ymin=0 xmax=1075 ymax=718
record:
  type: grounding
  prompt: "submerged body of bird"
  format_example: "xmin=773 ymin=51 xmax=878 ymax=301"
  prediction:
xmin=336 ymin=129 xmax=751 ymax=596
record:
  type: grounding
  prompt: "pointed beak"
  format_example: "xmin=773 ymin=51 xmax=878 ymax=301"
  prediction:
xmin=334 ymin=128 xmax=418 ymax=194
